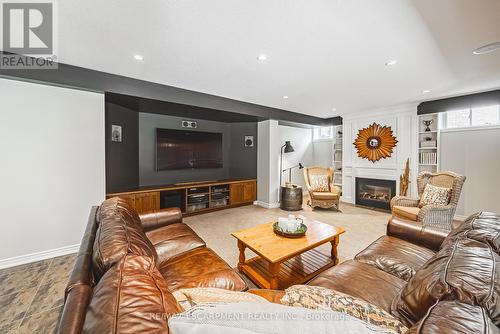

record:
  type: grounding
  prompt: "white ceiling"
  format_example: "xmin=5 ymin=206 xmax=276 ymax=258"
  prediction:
xmin=57 ymin=0 xmax=500 ymax=118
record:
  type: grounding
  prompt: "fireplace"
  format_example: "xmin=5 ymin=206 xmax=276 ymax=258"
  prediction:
xmin=355 ymin=177 xmax=396 ymax=211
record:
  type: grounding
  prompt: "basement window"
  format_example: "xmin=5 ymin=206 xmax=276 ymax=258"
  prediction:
xmin=443 ymin=105 xmax=500 ymax=129
xmin=313 ymin=126 xmax=333 ymax=141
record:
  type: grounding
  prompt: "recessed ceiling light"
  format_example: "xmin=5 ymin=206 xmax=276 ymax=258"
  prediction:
xmin=331 ymin=108 xmax=337 ymax=112
xmin=257 ymin=54 xmax=267 ymax=61
xmin=385 ymin=60 xmax=398 ymax=66
xmin=133 ymin=54 xmax=144 ymax=61
xmin=473 ymin=42 xmax=500 ymax=55
xmin=422 ymin=90 xmax=431 ymax=94
xmin=283 ymin=95 xmax=289 ymax=99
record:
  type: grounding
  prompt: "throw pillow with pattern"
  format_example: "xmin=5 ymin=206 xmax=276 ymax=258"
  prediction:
xmin=418 ymin=184 xmax=451 ymax=208
xmin=281 ymin=285 xmax=408 ymax=334
xmin=309 ymin=174 xmax=330 ymax=192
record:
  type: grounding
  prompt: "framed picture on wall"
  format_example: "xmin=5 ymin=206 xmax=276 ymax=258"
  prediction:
xmin=111 ymin=125 xmax=122 ymax=142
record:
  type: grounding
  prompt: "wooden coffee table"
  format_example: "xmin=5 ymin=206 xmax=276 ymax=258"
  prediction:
xmin=232 ymin=220 xmax=345 ymax=290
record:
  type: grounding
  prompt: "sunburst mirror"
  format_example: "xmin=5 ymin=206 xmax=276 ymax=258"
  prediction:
xmin=353 ymin=123 xmax=398 ymax=162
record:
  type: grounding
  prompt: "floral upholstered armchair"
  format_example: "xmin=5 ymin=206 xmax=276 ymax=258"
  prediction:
xmin=390 ymin=171 xmax=466 ymax=231
xmin=303 ymin=167 xmax=341 ymax=210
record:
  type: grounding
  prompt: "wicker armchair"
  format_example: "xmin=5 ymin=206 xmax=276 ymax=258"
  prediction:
xmin=303 ymin=166 xmax=341 ymax=210
xmin=390 ymin=171 xmax=466 ymax=231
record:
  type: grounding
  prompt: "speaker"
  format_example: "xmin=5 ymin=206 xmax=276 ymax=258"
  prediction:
xmin=182 ymin=120 xmax=198 ymax=129
xmin=244 ymin=135 xmax=254 ymax=147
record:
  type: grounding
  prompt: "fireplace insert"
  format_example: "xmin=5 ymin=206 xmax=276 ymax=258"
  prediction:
xmin=355 ymin=177 xmax=396 ymax=211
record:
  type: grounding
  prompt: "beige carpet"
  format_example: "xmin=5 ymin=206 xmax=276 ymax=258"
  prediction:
xmin=184 ymin=202 xmax=390 ymax=268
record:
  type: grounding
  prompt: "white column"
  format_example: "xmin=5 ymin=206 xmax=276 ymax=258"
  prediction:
xmin=256 ymin=119 xmax=280 ymax=208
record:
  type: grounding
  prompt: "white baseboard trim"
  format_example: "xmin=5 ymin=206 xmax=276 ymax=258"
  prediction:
xmin=253 ymin=201 xmax=280 ymax=209
xmin=0 ymin=244 xmax=79 ymax=270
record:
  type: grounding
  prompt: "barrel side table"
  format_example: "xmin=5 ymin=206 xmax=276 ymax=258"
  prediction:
xmin=280 ymin=185 xmax=303 ymax=211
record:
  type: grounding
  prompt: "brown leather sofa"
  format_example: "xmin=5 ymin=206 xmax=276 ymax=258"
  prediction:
xmin=253 ymin=213 xmax=500 ymax=333
xmin=59 ymin=196 xmax=500 ymax=333
xmin=57 ymin=197 xmax=247 ymax=334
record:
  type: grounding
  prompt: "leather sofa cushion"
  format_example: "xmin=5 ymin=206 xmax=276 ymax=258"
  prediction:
xmin=443 ymin=212 xmax=500 ymax=252
xmin=159 ymin=247 xmax=247 ymax=292
xmin=83 ymin=255 xmax=181 ymax=334
xmin=407 ymin=301 xmax=499 ymax=334
xmin=392 ymin=206 xmax=420 ymax=221
xmin=146 ymin=223 xmax=206 ymax=266
xmin=93 ymin=198 xmax=157 ymax=279
xmin=307 ymin=260 xmax=406 ymax=313
xmin=393 ymin=238 xmax=500 ymax=326
xmin=355 ymin=236 xmax=436 ymax=281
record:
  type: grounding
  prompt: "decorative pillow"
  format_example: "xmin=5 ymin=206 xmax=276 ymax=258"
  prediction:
xmin=169 ymin=302 xmax=404 ymax=334
xmin=418 ymin=184 xmax=451 ymax=208
xmin=309 ymin=174 xmax=330 ymax=192
xmin=281 ymin=285 xmax=408 ymax=334
xmin=172 ymin=287 xmax=268 ymax=310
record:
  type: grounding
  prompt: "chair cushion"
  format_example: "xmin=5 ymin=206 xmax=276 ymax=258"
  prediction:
xmin=93 ymin=198 xmax=157 ymax=279
xmin=407 ymin=300 xmax=499 ymax=334
xmin=309 ymin=174 xmax=330 ymax=192
xmin=418 ymin=184 xmax=451 ymax=208
xmin=312 ymin=191 xmax=339 ymax=200
xmin=392 ymin=238 xmax=500 ymax=326
xmin=83 ymin=255 xmax=181 ymax=334
xmin=159 ymin=247 xmax=247 ymax=292
xmin=393 ymin=206 xmax=420 ymax=221
xmin=307 ymin=260 xmax=406 ymax=313
xmin=146 ymin=223 xmax=206 ymax=266
xmin=355 ymin=236 xmax=436 ymax=281
xmin=281 ymin=285 xmax=408 ymax=334
xmin=442 ymin=212 xmax=500 ymax=253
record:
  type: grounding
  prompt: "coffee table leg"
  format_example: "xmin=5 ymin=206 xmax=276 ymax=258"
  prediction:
xmin=330 ymin=236 xmax=340 ymax=265
xmin=237 ymin=240 xmax=246 ymax=272
xmin=269 ymin=262 xmax=280 ymax=290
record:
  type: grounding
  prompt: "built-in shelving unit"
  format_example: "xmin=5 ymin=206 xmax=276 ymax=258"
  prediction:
xmin=332 ymin=125 xmax=343 ymax=189
xmin=417 ymin=113 xmax=440 ymax=174
xmin=106 ymin=179 xmax=256 ymax=216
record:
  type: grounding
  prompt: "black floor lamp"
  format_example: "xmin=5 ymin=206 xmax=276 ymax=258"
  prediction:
xmin=279 ymin=141 xmax=294 ymax=202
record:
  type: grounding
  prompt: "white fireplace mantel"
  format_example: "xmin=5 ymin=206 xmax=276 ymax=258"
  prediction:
xmin=340 ymin=104 xmax=419 ymax=204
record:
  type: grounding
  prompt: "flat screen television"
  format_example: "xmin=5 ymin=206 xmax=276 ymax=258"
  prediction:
xmin=155 ymin=128 xmax=223 ymax=170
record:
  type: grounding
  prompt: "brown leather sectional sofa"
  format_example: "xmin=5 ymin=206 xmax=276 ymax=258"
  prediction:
xmin=57 ymin=198 xmax=247 ymax=333
xmin=58 ymin=197 xmax=500 ymax=333
xmin=257 ymin=213 xmax=500 ymax=333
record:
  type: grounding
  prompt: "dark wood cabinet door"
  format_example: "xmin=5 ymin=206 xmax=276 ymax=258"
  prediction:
xmin=134 ymin=192 xmax=160 ymax=214
xmin=242 ymin=181 xmax=256 ymax=202
xmin=230 ymin=183 xmax=244 ymax=205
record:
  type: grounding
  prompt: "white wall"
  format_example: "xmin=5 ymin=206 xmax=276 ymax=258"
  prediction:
xmin=278 ymin=125 xmax=313 ymax=189
xmin=341 ymin=104 xmax=419 ymax=203
xmin=0 ymin=78 xmax=105 ymax=267
xmin=256 ymin=122 xmax=334 ymax=208
xmin=440 ymin=126 xmax=500 ymax=216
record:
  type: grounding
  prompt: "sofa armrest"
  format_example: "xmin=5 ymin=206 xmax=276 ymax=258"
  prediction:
xmin=417 ymin=204 xmax=455 ymax=231
xmin=247 ymin=289 xmax=285 ymax=304
xmin=390 ymin=196 xmax=420 ymax=209
xmin=387 ymin=217 xmax=448 ymax=251
xmin=139 ymin=208 xmax=182 ymax=232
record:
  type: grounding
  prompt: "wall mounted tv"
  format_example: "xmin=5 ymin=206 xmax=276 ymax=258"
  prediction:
xmin=155 ymin=128 xmax=223 ymax=171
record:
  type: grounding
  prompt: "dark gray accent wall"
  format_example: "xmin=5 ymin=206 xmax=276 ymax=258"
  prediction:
xmin=229 ymin=123 xmax=258 ymax=179
xmin=138 ymin=113 xmax=257 ymax=186
xmin=105 ymin=103 xmax=139 ymax=193
xmin=418 ymin=89 xmax=500 ymax=115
